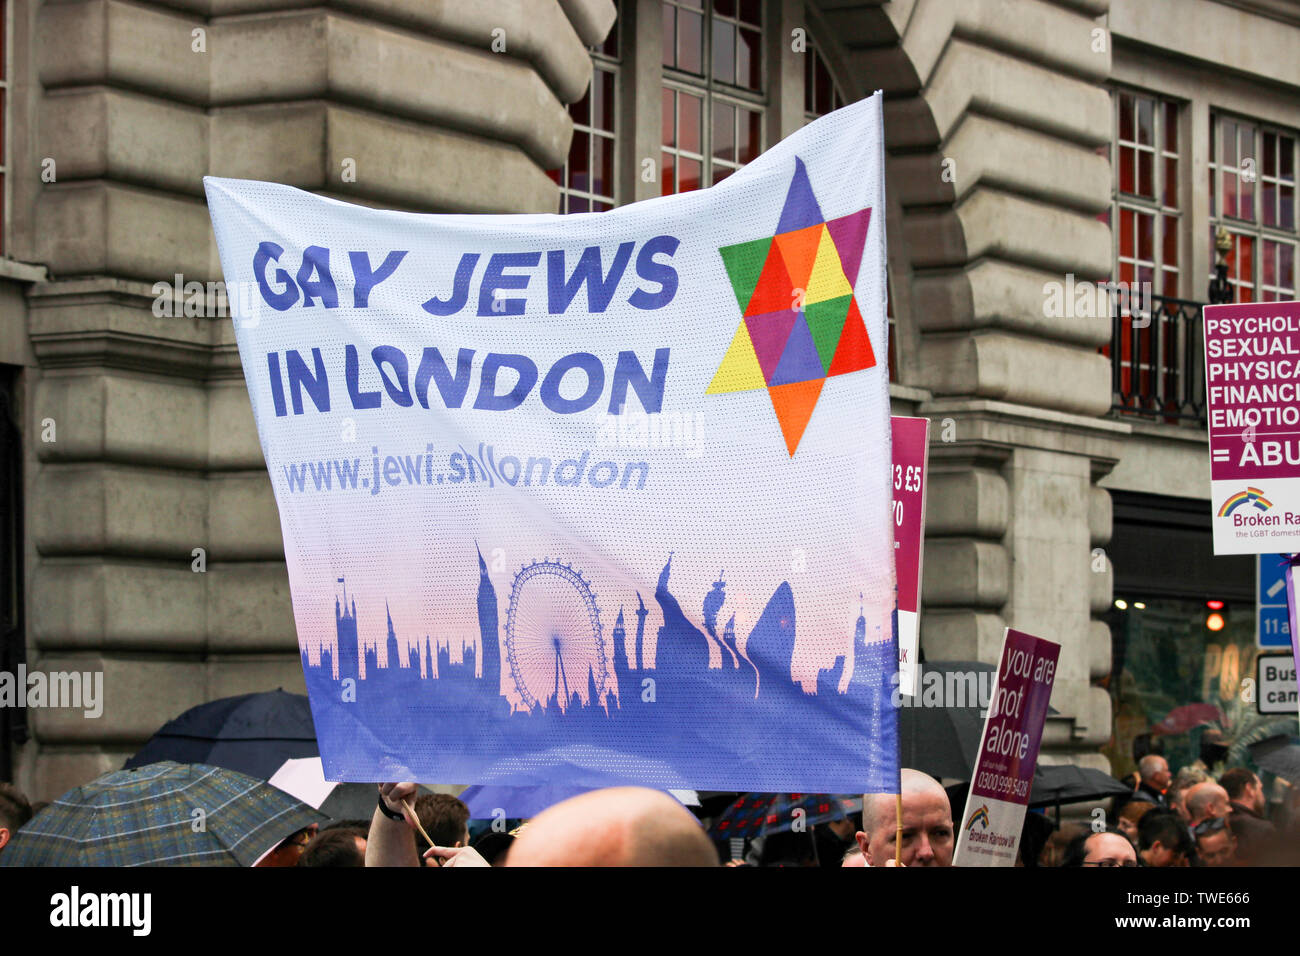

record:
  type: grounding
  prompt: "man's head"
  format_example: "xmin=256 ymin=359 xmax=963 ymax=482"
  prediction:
xmin=856 ymin=768 xmax=954 ymax=867
xmin=1137 ymin=809 xmax=1192 ymax=867
xmin=841 ymin=843 xmax=865 ymax=867
xmin=297 ymin=827 xmax=367 ymax=867
xmin=505 ymin=787 xmax=717 ymax=866
xmin=1184 ymin=782 xmax=1232 ymax=827
xmin=1219 ymin=768 xmax=1265 ymax=814
xmin=255 ymin=823 xmax=319 ymax=867
xmin=1062 ymin=831 xmax=1138 ymax=868
xmin=1116 ymin=799 xmax=1155 ymax=842
xmin=413 ymin=793 xmax=471 ymax=855
xmin=0 ymin=783 xmax=33 ymax=853
xmin=1138 ymin=754 xmax=1171 ymax=792
xmin=1193 ymin=817 xmax=1238 ymax=867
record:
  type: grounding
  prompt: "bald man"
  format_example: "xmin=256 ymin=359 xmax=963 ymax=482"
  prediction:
xmin=505 ymin=787 xmax=717 ymax=866
xmin=856 ymin=768 xmax=954 ymax=867
xmin=1185 ymin=781 xmax=1233 ymax=828
xmin=370 ymin=783 xmax=717 ymax=866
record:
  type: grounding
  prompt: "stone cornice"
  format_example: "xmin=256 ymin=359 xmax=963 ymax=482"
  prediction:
xmin=919 ymin=397 xmax=1132 ymax=478
xmin=26 ymin=277 xmax=236 ymax=381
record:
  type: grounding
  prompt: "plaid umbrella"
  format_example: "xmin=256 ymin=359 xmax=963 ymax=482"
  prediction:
xmin=0 ymin=761 xmax=327 ymax=866
xmin=709 ymin=793 xmax=858 ymax=839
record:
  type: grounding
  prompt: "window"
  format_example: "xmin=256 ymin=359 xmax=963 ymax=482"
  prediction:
xmin=1209 ymin=114 xmax=1298 ymax=302
xmin=549 ymin=4 xmax=621 ymax=212
xmin=1112 ymin=90 xmax=1181 ymax=298
xmin=803 ymin=41 xmax=846 ymax=123
xmin=1103 ymin=90 xmax=1187 ymax=420
xmin=662 ymin=0 xmax=764 ymax=193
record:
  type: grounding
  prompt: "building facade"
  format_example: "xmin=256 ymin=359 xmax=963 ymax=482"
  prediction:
xmin=1 ymin=0 xmax=1296 ymax=799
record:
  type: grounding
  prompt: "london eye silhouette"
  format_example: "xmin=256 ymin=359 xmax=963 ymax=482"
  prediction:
xmin=504 ymin=559 xmax=608 ymax=711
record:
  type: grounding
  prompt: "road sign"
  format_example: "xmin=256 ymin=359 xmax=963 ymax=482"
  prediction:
xmin=1258 ymin=554 xmax=1293 ymax=648
xmin=1257 ymin=653 xmax=1298 ymax=714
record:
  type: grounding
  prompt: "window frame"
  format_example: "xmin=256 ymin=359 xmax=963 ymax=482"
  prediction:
xmin=1209 ymin=110 xmax=1299 ymax=303
xmin=661 ymin=0 xmax=766 ymax=193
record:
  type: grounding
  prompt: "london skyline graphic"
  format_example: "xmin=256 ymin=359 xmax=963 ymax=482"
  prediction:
xmin=300 ymin=546 xmax=899 ymax=792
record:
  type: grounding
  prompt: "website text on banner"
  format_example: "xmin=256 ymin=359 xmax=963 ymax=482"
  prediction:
xmin=1204 ymin=300 xmax=1300 ymax=554
xmin=891 ymin=415 xmax=928 ymax=698
xmin=953 ymin=629 xmax=1059 ymax=867
xmin=204 ymin=94 xmax=900 ymax=793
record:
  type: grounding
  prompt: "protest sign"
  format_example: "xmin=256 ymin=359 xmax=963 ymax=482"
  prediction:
xmin=205 ymin=95 xmax=899 ymax=793
xmin=953 ymin=628 xmax=1059 ymax=867
xmin=1205 ymin=301 xmax=1300 ymax=554
xmin=891 ymin=416 xmax=929 ymax=697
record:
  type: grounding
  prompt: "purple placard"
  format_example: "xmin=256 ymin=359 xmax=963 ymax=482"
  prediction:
xmin=1204 ymin=302 xmax=1300 ymax=482
xmin=969 ymin=629 xmax=1060 ymax=805
xmin=1204 ymin=301 xmax=1300 ymax=554
xmin=891 ymin=416 xmax=929 ymax=695
xmin=891 ymin=417 xmax=928 ymax=615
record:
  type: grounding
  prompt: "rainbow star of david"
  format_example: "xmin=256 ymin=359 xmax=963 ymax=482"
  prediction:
xmin=707 ymin=156 xmax=876 ymax=456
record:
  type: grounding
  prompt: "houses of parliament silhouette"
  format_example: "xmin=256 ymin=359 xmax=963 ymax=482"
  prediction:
xmin=302 ymin=545 xmax=898 ymax=790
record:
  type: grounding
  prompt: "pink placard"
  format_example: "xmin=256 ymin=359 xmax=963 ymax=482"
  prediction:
xmin=1204 ymin=301 xmax=1300 ymax=554
xmin=891 ymin=416 xmax=929 ymax=695
xmin=954 ymin=628 xmax=1059 ymax=867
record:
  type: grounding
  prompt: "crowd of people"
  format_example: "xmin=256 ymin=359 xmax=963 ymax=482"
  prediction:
xmin=1 ymin=753 xmax=1295 ymax=867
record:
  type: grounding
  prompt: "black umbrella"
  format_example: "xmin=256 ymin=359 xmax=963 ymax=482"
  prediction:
xmin=898 ymin=661 xmax=996 ymax=780
xmin=898 ymin=661 xmax=1060 ymax=781
xmin=1028 ymin=764 xmax=1132 ymax=809
xmin=1249 ymin=735 xmax=1300 ymax=784
xmin=124 ymin=690 xmax=318 ymax=780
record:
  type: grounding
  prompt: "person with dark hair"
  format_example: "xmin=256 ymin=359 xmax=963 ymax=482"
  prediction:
xmin=1116 ymin=798 xmax=1156 ymax=843
xmin=298 ymin=826 xmax=367 ymax=867
xmin=256 ymin=824 xmax=319 ymax=867
xmin=1061 ymin=830 xmax=1138 ymax=868
xmin=0 ymin=782 xmax=33 ymax=854
xmin=411 ymin=793 xmax=471 ymax=863
xmin=1137 ymin=809 xmax=1192 ymax=867
xmin=321 ymin=817 xmax=371 ymax=834
xmin=1218 ymin=768 xmax=1275 ymax=863
xmin=1192 ymin=816 xmax=1238 ymax=867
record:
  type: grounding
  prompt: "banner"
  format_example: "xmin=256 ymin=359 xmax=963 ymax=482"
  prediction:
xmin=205 ymin=94 xmax=897 ymax=793
xmin=1204 ymin=301 xmax=1300 ymax=554
xmin=953 ymin=628 xmax=1059 ymax=867
xmin=891 ymin=416 xmax=929 ymax=697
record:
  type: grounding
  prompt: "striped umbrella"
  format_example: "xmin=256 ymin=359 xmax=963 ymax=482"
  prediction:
xmin=0 ymin=761 xmax=327 ymax=866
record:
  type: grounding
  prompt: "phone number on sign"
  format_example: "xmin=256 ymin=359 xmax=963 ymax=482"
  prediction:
xmin=977 ymin=770 xmax=1030 ymax=800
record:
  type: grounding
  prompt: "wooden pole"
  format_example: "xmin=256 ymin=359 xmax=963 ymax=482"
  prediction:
xmin=895 ymin=791 xmax=903 ymax=866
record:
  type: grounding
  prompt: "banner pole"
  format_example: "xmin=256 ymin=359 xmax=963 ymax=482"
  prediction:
xmin=895 ymin=792 xmax=902 ymax=866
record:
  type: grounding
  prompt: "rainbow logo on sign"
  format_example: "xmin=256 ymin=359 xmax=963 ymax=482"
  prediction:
xmin=965 ymin=804 xmax=991 ymax=832
xmin=1218 ymin=487 xmax=1273 ymax=517
xmin=707 ymin=157 xmax=876 ymax=456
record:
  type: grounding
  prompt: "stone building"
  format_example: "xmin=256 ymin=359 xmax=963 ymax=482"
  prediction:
xmin=1 ymin=0 xmax=1295 ymax=798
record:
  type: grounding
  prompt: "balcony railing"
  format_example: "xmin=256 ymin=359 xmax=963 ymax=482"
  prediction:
xmin=1106 ymin=293 xmax=1206 ymax=426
